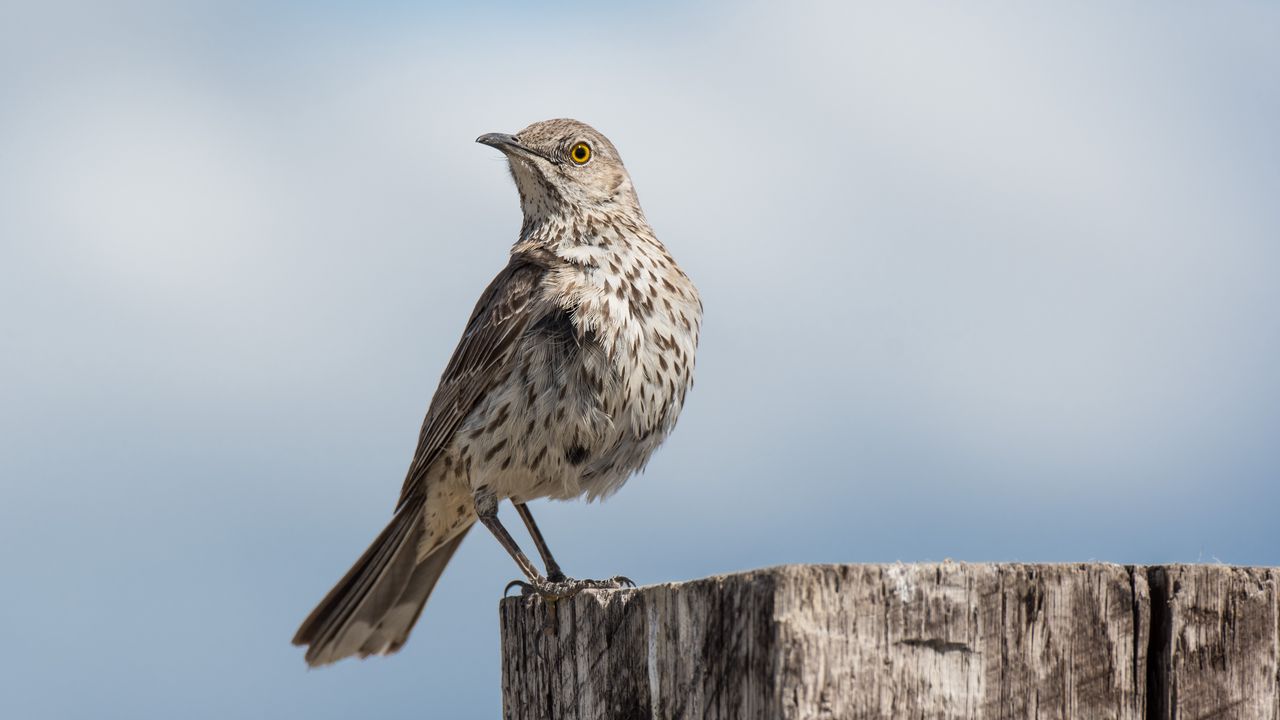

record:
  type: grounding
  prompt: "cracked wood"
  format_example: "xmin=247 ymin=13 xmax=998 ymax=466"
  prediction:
xmin=499 ymin=563 xmax=1280 ymax=720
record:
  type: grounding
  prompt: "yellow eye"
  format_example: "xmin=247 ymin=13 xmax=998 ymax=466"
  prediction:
xmin=570 ymin=142 xmax=591 ymax=165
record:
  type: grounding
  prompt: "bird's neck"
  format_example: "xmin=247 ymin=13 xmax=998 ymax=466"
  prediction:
xmin=514 ymin=204 xmax=654 ymax=263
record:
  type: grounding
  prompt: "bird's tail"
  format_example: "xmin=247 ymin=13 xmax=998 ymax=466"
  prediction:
xmin=293 ymin=498 xmax=472 ymax=667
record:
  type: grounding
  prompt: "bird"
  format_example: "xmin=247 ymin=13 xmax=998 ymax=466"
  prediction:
xmin=292 ymin=118 xmax=702 ymax=667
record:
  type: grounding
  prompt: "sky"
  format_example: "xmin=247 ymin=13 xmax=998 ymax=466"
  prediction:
xmin=2 ymin=1 xmax=1278 ymax=717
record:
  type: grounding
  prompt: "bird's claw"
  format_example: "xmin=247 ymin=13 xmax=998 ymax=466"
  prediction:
xmin=504 ymin=580 xmax=534 ymax=597
xmin=504 ymin=575 xmax=636 ymax=600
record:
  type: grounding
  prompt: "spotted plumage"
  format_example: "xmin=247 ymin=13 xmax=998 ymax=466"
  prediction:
xmin=294 ymin=119 xmax=701 ymax=666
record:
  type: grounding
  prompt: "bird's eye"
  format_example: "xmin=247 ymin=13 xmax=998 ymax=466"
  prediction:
xmin=570 ymin=142 xmax=591 ymax=165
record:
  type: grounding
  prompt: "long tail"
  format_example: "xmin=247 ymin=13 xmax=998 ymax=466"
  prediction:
xmin=293 ymin=498 xmax=472 ymax=667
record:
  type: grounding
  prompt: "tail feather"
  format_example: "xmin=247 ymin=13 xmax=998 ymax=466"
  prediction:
xmin=355 ymin=529 xmax=469 ymax=657
xmin=293 ymin=499 xmax=472 ymax=666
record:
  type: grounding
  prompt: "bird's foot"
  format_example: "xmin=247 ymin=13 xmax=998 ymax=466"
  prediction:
xmin=503 ymin=575 xmax=635 ymax=600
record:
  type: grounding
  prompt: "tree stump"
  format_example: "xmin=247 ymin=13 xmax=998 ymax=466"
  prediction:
xmin=499 ymin=563 xmax=1279 ymax=719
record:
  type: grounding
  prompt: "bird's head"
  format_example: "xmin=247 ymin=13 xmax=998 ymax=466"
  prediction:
xmin=477 ymin=118 xmax=641 ymax=218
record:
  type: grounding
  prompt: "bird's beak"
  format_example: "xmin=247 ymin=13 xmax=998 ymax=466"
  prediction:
xmin=476 ymin=132 xmax=521 ymax=151
xmin=476 ymin=132 xmax=557 ymax=164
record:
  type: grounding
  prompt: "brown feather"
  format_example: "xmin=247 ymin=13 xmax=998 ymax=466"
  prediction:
xmin=397 ymin=254 xmax=553 ymax=509
xmin=292 ymin=496 xmax=472 ymax=666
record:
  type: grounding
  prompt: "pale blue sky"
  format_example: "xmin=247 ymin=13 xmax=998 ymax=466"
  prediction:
xmin=2 ymin=2 xmax=1278 ymax=718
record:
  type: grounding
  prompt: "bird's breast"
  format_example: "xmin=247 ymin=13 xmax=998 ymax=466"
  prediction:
xmin=550 ymin=229 xmax=701 ymax=438
xmin=455 ymin=219 xmax=701 ymax=503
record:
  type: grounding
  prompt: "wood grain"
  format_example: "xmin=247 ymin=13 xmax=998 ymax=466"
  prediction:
xmin=499 ymin=563 xmax=1278 ymax=720
xmin=1152 ymin=565 xmax=1279 ymax=720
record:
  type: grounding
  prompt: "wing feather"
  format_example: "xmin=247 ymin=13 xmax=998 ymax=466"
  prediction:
xmin=396 ymin=254 xmax=551 ymax=508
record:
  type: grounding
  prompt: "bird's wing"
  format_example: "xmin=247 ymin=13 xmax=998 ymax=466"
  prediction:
xmin=396 ymin=254 xmax=552 ymax=509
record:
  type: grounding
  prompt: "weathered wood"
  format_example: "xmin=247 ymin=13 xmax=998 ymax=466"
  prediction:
xmin=1150 ymin=565 xmax=1280 ymax=720
xmin=499 ymin=563 xmax=1280 ymax=720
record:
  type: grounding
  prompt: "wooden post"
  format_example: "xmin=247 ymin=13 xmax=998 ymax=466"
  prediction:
xmin=499 ymin=563 xmax=1279 ymax=720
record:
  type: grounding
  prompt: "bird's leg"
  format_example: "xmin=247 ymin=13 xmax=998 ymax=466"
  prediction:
xmin=473 ymin=486 xmax=543 ymax=585
xmin=473 ymin=487 xmax=633 ymax=599
xmin=513 ymin=502 xmax=565 ymax=582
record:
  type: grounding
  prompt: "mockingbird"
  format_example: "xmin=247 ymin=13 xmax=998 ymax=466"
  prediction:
xmin=293 ymin=118 xmax=702 ymax=666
